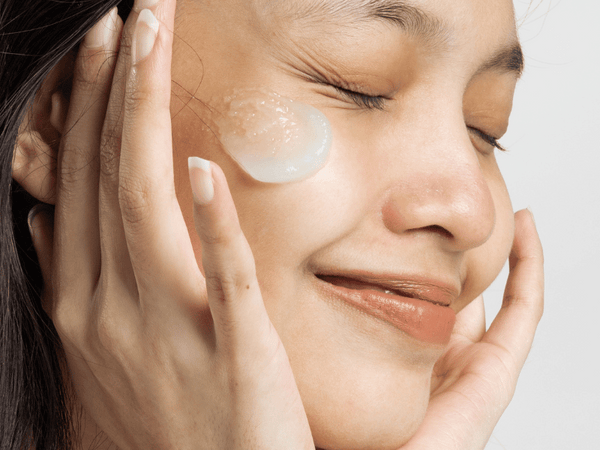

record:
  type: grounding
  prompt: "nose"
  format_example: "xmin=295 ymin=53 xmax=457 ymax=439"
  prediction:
xmin=380 ymin=119 xmax=496 ymax=253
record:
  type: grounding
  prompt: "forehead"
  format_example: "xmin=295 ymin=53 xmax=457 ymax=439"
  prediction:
xmin=252 ymin=0 xmax=522 ymax=76
xmin=255 ymin=0 xmax=517 ymax=32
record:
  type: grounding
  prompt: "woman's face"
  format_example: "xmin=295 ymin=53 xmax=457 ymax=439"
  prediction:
xmin=170 ymin=0 xmax=519 ymax=447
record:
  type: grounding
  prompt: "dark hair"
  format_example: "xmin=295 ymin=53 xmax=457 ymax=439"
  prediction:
xmin=0 ymin=1 xmax=133 ymax=448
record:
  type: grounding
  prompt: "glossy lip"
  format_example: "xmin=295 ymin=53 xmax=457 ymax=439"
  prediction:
xmin=314 ymin=273 xmax=459 ymax=345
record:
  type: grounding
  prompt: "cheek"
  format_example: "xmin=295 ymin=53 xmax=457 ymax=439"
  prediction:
xmin=173 ymin=87 xmax=333 ymax=185
xmin=170 ymin=88 xmax=334 ymax=258
xmin=212 ymin=89 xmax=332 ymax=183
xmin=458 ymin=162 xmax=514 ymax=309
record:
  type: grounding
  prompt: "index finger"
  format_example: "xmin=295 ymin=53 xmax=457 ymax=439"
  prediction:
xmin=117 ymin=1 xmax=201 ymax=286
xmin=484 ymin=209 xmax=544 ymax=368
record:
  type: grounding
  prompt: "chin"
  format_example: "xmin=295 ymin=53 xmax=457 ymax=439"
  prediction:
xmin=306 ymin=380 xmax=429 ymax=450
xmin=261 ymin=268 xmax=445 ymax=449
xmin=284 ymin=312 xmax=434 ymax=450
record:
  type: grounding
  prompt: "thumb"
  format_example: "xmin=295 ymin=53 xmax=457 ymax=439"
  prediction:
xmin=452 ymin=295 xmax=486 ymax=343
xmin=28 ymin=203 xmax=55 ymax=313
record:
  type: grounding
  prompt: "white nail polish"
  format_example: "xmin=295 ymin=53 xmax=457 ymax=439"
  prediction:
xmin=85 ymin=7 xmax=118 ymax=48
xmin=133 ymin=9 xmax=159 ymax=65
xmin=188 ymin=157 xmax=214 ymax=205
xmin=136 ymin=0 xmax=160 ymax=9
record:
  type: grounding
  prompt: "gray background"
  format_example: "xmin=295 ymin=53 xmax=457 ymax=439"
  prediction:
xmin=484 ymin=0 xmax=600 ymax=448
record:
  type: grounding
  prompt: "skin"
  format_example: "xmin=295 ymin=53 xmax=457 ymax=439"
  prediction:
xmin=12 ymin=0 xmax=544 ymax=449
xmin=172 ymin=0 xmax=514 ymax=444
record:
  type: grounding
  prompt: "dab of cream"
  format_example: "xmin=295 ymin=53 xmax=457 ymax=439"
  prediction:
xmin=212 ymin=89 xmax=332 ymax=183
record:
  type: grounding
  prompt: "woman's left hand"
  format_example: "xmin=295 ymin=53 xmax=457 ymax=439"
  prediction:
xmin=26 ymin=1 xmax=314 ymax=448
xmin=400 ymin=209 xmax=544 ymax=450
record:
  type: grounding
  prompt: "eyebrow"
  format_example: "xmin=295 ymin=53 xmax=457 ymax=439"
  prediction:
xmin=293 ymin=0 xmax=525 ymax=76
xmin=477 ymin=44 xmax=525 ymax=77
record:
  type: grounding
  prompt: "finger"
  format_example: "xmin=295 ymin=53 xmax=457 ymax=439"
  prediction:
xmin=452 ymin=295 xmax=486 ymax=343
xmin=189 ymin=159 xmax=273 ymax=352
xmin=97 ymin=3 xmax=142 ymax=271
xmin=115 ymin=3 xmax=200 ymax=290
xmin=483 ymin=209 xmax=544 ymax=368
xmin=53 ymin=8 xmax=121 ymax=292
xmin=97 ymin=0 xmax=163 ymax=271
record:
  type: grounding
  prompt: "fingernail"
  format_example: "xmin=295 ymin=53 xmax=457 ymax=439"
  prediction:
xmin=85 ymin=7 xmax=119 ymax=48
xmin=133 ymin=9 xmax=159 ymax=65
xmin=526 ymin=207 xmax=537 ymax=227
xmin=27 ymin=204 xmax=53 ymax=237
xmin=188 ymin=157 xmax=214 ymax=205
xmin=136 ymin=0 xmax=160 ymax=9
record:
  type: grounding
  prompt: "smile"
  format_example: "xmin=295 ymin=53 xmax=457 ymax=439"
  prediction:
xmin=315 ymin=274 xmax=458 ymax=345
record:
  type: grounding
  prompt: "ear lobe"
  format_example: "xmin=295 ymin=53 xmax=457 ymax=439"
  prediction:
xmin=13 ymin=120 xmax=58 ymax=204
xmin=12 ymin=52 xmax=73 ymax=205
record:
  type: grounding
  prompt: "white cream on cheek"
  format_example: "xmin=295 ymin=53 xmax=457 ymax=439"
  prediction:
xmin=212 ymin=89 xmax=332 ymax=183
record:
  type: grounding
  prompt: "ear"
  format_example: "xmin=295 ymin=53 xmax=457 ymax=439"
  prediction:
xmin=12 ymin=51 xmax=75 ymax=205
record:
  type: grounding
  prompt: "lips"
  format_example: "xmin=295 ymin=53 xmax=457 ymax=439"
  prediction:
xmin=315 ymin=274 xmax=458 ymax=345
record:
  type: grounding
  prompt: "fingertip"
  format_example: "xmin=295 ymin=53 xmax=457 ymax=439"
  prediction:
xmin=188 ymin=157 xmax=214 ymax=205
xmin=516 ymin=208 xmax=539 ymax=235
xmin=135 ymin=0 xmax=160 ymax=10
xmin=84 ymin=7 xmax=121 ymax=49
xmin=511 ymin=209 xmax=543 ymax=265
xmin=188 ymin=156 xmax=211 ymax=172
xmin=133 ymin=9 xmax=160 ymax=65
xmin=526 ymin=207 xmax=536 ymax=228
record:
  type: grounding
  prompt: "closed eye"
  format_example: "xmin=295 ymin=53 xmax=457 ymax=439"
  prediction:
xmin=468 ymin=127 xmax=506 ymax=152
xmin=330 ymin=84 xmax=388 ymax=111
xmin=310 ymin=75 xmax=506 ymax=151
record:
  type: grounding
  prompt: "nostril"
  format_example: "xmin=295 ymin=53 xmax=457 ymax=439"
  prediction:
xmin=419 ymin=225 xmax=453 ymax=240
xmin=380 ymin=167 xmax=496 ymax=252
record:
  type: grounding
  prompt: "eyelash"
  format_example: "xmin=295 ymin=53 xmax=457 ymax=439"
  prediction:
xmin=330 ymin=83 xmax=506 ymax=152
xmin=330 ymin=84 xmax=388 ymax=111
xmin=468 ymin=127 xmax=506 ymax=152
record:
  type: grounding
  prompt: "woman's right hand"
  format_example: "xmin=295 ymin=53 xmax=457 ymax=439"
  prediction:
xmin=28 ymin=1 xmax=313 ymax=449
xmin=400 ymin=209 xmax=544 ymax=450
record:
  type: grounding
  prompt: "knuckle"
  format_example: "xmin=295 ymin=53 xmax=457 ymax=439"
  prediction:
xmin=198 ymin=221 xmax=244 ymax=248
xmin=51 ymin=288 xmax=89 ymax=350
xmin=94 ymin=312 xmax=137 ymax=364
xmin=99 ymin=127 xmax=122 ymax=178
xmin=58 ymin=143 xmax=93 ymax=186
xmin=123 ymin=88 xmax=146 ymax=114
xmin=124 ymin=70 xmax=171 ymax=115
xmin=123 ymin=87 xmax=162 ymax=116
xmin=94 ymin=309 xmax=125 ymax=355
xmin=52 ymin=305 xmax=81 ymax=346
xmin=72 ymin=53 xmax=100 ymax=88
xmin=94 ymin=313 xmax=116 ymax=353
xmin=502 ymin=290 xmax=544 ymax=323
xmin=205 ymin=272 xmax=249 ymax=304
xmin=92 ymin=278 xmax=140 ymax=360
xmin=118 ymin=175 xmax=152 ymax=227
xmin=123 ymin=89 xmax=171 ymax=120
xmin=74 ymin=47 xmax=117 ymax=90
xmin=200 ymin=227 xmax=233 ymax=247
